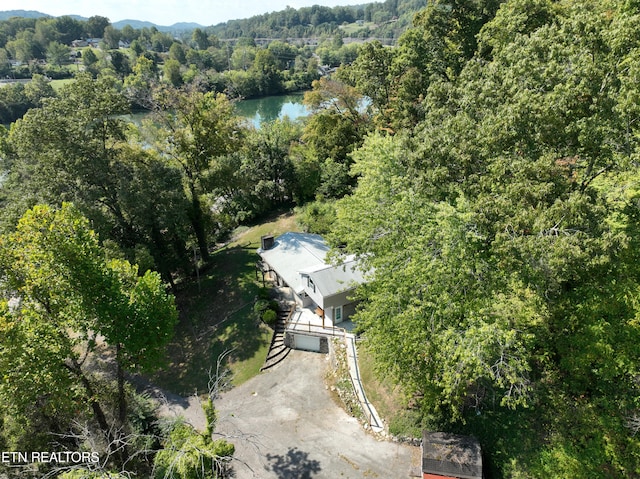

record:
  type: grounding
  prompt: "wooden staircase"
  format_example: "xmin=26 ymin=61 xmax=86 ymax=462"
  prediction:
xmin=261 ymin=307 xmax=292 ymax=371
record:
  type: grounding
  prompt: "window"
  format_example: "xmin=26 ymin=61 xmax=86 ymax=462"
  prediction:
xmin=335 ymin=306 xmax=342 ymax=323
xmin=307 ymin=277 xmax=316 ymax=292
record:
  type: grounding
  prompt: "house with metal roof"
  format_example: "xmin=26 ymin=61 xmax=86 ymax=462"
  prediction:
xmin=257 ymin=232 xmax=365 ymax=350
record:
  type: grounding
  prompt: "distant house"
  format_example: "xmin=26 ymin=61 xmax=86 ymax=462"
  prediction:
xmin=71 ymin=38 xmax=102 ymax=48
xmin=257 ymin=232 xmax=365 ymax=327
xmin=421 ymin=432 xmax=483 ymax=479
xmin=317 ymin=64 xmax=337 ymax=76
xmin=87 ymin=38 xmax=102 ymax=48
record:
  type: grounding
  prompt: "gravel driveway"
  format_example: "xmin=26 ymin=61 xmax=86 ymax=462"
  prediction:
xmin=213 ymin=349 xmax=418 ymax=479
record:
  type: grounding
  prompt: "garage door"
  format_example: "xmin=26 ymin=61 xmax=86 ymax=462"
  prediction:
xmin=294 ymin=334 xmax=321 ymax=352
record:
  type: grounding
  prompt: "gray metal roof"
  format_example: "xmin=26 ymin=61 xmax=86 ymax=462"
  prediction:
xmin=257 ymin=232 xmax=329 ymax=294
xmin=257 ymin=232 xmax=364 ymax=297
xmin=301 ymin=260 xmax=365 ymax=298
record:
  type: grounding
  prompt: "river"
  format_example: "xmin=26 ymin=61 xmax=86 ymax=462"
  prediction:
xmin=234 ymin=92 xmax=311 ymax=128
xmin=124 ymin=92 xmax=311 ymax=129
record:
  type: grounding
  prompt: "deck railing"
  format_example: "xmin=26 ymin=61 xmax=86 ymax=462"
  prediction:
xmin=284 ymin=313 xmax=347 ymax=338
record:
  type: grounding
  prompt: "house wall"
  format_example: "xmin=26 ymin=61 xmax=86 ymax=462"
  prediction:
xmin=296 ymin=292 xmax=313 ymax=308
xmin=323 ymin=291 xmax=353 ymax=325
xmin=303 ymin=276 xmax=324 ymax=309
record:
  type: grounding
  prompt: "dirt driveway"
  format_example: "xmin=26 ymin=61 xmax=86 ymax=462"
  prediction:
xmin=213 ymin=350 xmax=419 ymax=479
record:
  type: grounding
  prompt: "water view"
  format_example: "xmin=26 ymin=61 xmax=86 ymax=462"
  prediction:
xmin=122 ymin=93 xmax=311 ymax=129
xmin=234 ymin=93 xmax=311 ymax=128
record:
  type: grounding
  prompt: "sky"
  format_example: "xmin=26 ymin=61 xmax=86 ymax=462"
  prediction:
xmin=0 ymin=0 xmax=362 ymax=27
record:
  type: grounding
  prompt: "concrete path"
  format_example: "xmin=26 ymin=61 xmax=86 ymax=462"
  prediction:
xmin=344 ymin=334 xmax=385 ymax=433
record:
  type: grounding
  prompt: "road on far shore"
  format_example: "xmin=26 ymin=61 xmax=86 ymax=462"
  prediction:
xmin=213 ymin=349 xmax=420 ymax=479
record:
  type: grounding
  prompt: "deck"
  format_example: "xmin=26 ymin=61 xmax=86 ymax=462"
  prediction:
xmin=285 ymin=306 xmax=355 ymax=336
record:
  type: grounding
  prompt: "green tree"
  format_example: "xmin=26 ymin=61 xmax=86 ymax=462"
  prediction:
xmin=0 ymin=49 xmax=10 ymax=77
xmin=0 ymin=203 xmax=177 ymax=465
xmin=55 ymin=16 xmax=84 ymax=45
xmin=163 ymin=58 xmax=183 ymax=86
xmin=22 ymin=73 xmax=55 ymax=107
xmin=151 ymin=31 xmax=173 ymax=52
xmin=143 ymin=87 xmax=245 ymax=261
xmin=46 ymin=40 xmax=70 ymax=66
xmin=235 ymin=118 xmax=299 ymax=215
xmin=304 ymin=77 xmax=365 ymax=124
xmin=0 ymin=83 xmax=30 ymax=124
xmin=340 ymin=1 xmax=501 ymax=130
xmin=230 ymin=45 xmax=256 ymax=71
xmin=130 ymin=38 xmax=145 ymax=57
xmin=191 ymin=28 xmax=210 ymax=50
xmin=34 ymin=19 xmax=58 ymax=58
xmin=2 ymin=74 xmax=191 ymax=285
xmin=251 ymin=49 xmax=283 ymax=95
xmin=85 ymin=15 xmax=111 ymax=38
xmin=153 ymin=400 xmax=234 ymax=479
xmin=267 ymin=40 xmax=298 ymax=70
xmin=125 ymin=55 xmax=158 ymax=100
xmin=301 ymin=78 xmax=369 ymax=198
xmin=109 ymin=49 xmax=131 ymax=77
xmin=169 ymin=42 xmax=187 ymax=64
xmin=82 ymin=47 xmax=99 ymax=75
xmin=103 ymin=25 xmax=122 ymax=50
xmin=5 ymin=31 xmax=35 ymax=63
xmin=290 ymin=143 xmax=322 ymax=203
xmin=329 ymin=0 xmax=640 ymax=475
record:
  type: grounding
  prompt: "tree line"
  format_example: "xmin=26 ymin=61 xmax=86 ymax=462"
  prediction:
xmin=0 ymin=17 xmax=373 ymax=474
xmin=206 ymin=0 xmax=428 ymax=40
xmin=0 ymin=13 xmax=333 ymax=124
xmin=0 ymin=201 xmax=238 ymax=478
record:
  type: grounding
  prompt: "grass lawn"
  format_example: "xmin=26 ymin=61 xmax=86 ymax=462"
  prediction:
xmin=150 ymin=210 xmax=301 ymax=396
xmin=50 ymin=78 xmax=75 ymax=91
xmin=339 ymin=21 xmax=377 ymax=34
xmin=358 ymin=346 xmax=409 ymax=434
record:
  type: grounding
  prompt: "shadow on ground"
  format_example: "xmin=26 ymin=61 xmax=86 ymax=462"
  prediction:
xmin=266 ymin=447 xmax=322 ymax=479
xmin=149 ymin=244 xmax=269 ymax=395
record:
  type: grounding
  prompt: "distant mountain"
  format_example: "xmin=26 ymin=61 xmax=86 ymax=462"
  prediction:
xmin=0 ymin=10 xmax=51 ymax=20
xmin=0 ymin=10 xmax=203 ymax=32
xmin=112 ymin=19 xmax=204 ymax=32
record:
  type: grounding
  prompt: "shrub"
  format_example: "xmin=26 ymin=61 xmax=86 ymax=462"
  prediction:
xmin=258 ymin=287 xmax=272 ymax=301
xmin=297 ymin=200 xmax=337 ymax=235
xmin=262 ymin=309 xmax=277 ymax=325
xmin=253 ymin=299 xmax=269 ymax=316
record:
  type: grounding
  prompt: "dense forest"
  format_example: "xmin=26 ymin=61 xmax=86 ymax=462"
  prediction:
xmin=1 ymin=0 xmax=640 ymax=477
xmin=329 ymin=0 xmax=640 ymax=477
xmin=206 ymin=0 xmax=428 ymax=40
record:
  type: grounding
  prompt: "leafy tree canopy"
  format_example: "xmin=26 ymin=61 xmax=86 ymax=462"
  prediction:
xmin=0 ymin=203 xmax=177 ymax=462
xmin=330 ymin=0 xmax=640 ymax=476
